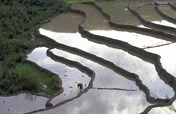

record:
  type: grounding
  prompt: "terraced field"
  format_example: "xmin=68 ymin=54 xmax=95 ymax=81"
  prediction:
xmin=1 ymin=0 xmax=176 ymax=114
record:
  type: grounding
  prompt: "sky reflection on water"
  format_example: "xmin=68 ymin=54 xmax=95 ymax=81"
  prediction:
xmin=40 ymin=28 xmax=174 ymax=99
xmin=34 ymin=89 xmax=150 ymax=114
xmin=0 ymin=93 xmax=47 ymax=114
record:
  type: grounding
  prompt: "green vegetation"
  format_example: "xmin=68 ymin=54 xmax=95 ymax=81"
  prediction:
xmin=0 ymin=0 xmax=69 ymax=96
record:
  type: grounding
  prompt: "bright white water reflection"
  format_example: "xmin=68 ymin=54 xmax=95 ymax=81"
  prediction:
xmin=51 ymin=48 xmax=138 ymax=90
xmin=90 ymin=30 xmax=170 ymax=48
xmin=27 ymin=47 xmax=91 ymax=105
xmin=146 ymin=43 xmax=176 ymax=77
xmin=40 ymin=28 xmax=174 ymax=99
xmin=34 ymin=89 xmax=150 ymax=114
xmin=152 ymin=20 xmax=176 ymax=28
xmin=0 ymin=93 xmax=47 ymax=114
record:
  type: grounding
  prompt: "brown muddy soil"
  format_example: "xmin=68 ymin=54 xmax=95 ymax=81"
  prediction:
xmin=71 ymin=4 xmax=111 ymax=30
xmin=42 ymin=13 xmax=83 ymax=33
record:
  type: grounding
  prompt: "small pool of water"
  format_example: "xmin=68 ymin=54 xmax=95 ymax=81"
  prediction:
xmin=0 ymin=93 xmax=47 ymax=114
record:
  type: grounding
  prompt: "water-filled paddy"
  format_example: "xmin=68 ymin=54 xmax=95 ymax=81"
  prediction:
xmin=40 ymin=28 xmax=174 ymax=99
xmin=4 ymin=0 xmax=176 ymax=113
xmin=34 ymin=89 xmax=150 ymax=114
xmin=90 ymin=30 xmax=171 ymax=48
xmin=51 ymin=48 xmax=138 ymax=90
xmin=0 ymin=93 xmax=47 ymax=114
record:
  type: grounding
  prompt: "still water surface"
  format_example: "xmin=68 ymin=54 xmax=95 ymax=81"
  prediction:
xmin=40 ymin=28 xmax=174 ymax=99
xmin=146 ymin=43 xmax=176 ymax=77
xmin=34 ymin=89 xmax=150 ymax=114
xmin=0 ymin=93 xmax=47 ymax=114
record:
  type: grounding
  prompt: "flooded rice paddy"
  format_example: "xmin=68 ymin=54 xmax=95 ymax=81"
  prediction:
xmin=34 ymin=89 xmax=150 ymax=114
xmin=40 ymin=29 xmax=174 ymax=99
xmin=0 ymin=93 xmax=47 ymax=114
xmin=2 ymin=0 xmax=176 ymax=114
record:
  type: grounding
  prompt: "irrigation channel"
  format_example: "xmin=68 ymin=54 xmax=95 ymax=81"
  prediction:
xmin=1 ymin=0 xmax=176 ymax=114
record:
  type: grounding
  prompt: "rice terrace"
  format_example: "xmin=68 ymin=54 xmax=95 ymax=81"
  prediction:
xmin=1 ymin=0 xmax=176 ymax=114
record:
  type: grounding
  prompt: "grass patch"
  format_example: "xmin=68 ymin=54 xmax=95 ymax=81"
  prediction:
xmin=12 ymin=62 xmax=61 ymax=96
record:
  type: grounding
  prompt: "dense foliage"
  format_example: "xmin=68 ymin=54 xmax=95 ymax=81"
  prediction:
xmin=0 ymin=0 xmax=69 ymax=96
